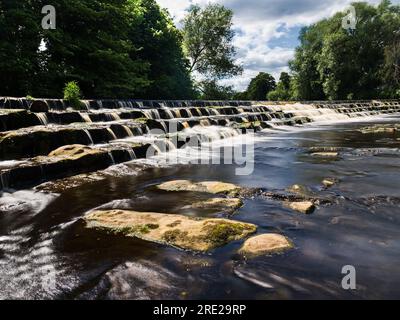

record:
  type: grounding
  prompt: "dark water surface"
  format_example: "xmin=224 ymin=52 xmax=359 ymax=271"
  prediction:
xmin=1 ymin=117 xmax=400 ymax=300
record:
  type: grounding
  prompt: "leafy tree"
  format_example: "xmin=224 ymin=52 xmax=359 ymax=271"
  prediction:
xmin=290 ymin=0 xmax=400 ymax=100
xmin=198 ymin=80 xmax=235 ymax=100
xmin=0 ymin=0 xmax=42 ymax=97
xmin=39 ymin=0 xmax=149 ymax=99
xmin=127 ymin=0 xmax=195 ymax=99
xmin=245 ymin=72 xmax=276 ymax=100
xmin=267 ymin=72 xmax=292 ymax=101
xmin=182 ymin=4 xmax=242 ymax=80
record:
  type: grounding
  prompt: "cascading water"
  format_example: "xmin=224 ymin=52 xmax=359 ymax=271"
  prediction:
xmin=35 ymin=113 xmax=49 ymax=125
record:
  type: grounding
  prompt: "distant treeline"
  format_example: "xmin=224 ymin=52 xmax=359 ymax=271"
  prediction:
xmin=0 ymin=0 xmax=195 ymax=99
xmin=236 ymin=0 xmax=400 ymax=101
xmin=0 ymin=0 xmax=399 ymax=101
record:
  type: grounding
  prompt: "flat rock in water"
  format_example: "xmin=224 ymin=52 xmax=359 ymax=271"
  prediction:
xmin=311 ymin=152 xmax=339 ymax=158
xmin=48 ymin=144 xmax=103 ymax=158
xmin=84 ymin=210 xmax=257 ymax=252
xmin=322 ymin=178 xmax=337 ymax=188
xmin=285 ymin=201 xmax=315 ymax=214
xmin=189 ymin=198 xmax=243 ymax=212
xmin=157 ymin=180 xmax=241 ymax=196
xmin=239 ymin=234 xmax=293 ymax=258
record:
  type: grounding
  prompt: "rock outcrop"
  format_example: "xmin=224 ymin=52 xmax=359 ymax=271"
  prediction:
xmin=285 ymin=201 xmax=316 ymax=214
xmin=188 ymin=198 xmax=243 ymax=212
xmin=157 ymin=180 xmax=241 ymax=196
xmin=84 ymin=210 xmax=257 ymax=252
xmin=239 ymin=234 xmax=293 ymax=258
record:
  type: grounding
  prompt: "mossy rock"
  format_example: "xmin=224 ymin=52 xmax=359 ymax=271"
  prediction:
xmin=85 ymin=210 xmax=257 ymax=252
xmin=157 ymin=180 xmax=241 ymax=196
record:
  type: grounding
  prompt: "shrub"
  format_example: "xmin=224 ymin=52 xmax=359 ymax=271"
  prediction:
xmin=63 ymin=81 xmax=85 ymax=110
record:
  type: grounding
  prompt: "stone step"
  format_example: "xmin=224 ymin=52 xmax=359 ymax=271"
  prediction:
xmin=0 ymin=143 xmax=153 ymax=190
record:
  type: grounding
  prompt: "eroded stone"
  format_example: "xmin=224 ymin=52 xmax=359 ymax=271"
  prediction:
xmin=85 ymin=210 xmax=257 ymax=252
xmin=189 ymin=198 xmax=243 ymax=212
xmin=285 ymin=201 xmax=315 ymax=214
xmin=239 ymin=234 xmax=293 ymax=258
xmin=157 ymin=180 xmax=241 ymax=196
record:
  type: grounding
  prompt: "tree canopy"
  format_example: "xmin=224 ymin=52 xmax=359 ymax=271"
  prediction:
xmin=0 ymin=0 xmax=195 ymax=99
xmin=182 ymin=4 xmax=242 ymax=80
xmin=290 ymin=0 xmax=400 ymax=100
xmin=238 ymin=72 xmax=276 ymax=101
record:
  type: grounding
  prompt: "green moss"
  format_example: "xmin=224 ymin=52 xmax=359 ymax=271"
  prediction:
xmin=166 ymin=220 xmax=182 ymax=228
xmin=163 ymin=229 xmax=188 ymax=243
xmin=203 ymin=222 xmax=256 ymax=247
xmin=113 ymin=223 xmax=159 ymax=236
xmin=134 ymin=118 xmax=149 ymax=124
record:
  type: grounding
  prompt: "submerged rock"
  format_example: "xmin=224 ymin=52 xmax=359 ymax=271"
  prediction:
xmin=311 ymin=152 xmax=339 ymax=158
xmin=157 ymin=180 xmax=241 ymax=196
xmin=84 ymin=210 xmax=257 ymax=252
xmin=322 ymin=178 xmax=337 ymax=188
xmin=188 ymin=198 xmax=243 ymax=212
xmin=285 ymin=201 xmax=316 ymax=214
xmin=286 ymin=184 xmax=313 ymax=197
xmin=239 ymin=234 xmax=293 ymax=258
xmin=359 ymin=125 xmax=399 ymax=134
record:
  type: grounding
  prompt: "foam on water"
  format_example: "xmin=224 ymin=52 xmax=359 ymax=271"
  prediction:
xmin=0 ymin=190 xmax=57 ymax=214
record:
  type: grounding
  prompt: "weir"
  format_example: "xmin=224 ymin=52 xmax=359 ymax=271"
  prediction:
xmin=0 ymin=97 xmax=399 ymax=191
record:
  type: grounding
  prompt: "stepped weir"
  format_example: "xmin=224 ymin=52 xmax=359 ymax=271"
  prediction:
xmin=1 ymin=97 xmax=399 ymax=191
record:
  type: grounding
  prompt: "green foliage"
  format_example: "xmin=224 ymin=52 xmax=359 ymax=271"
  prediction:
xmin=290 ymin=0 xmax=400 ymax=100
xmin=199 ymin=80 xmax=235 ymax=100
xmin=64 ymin=81 xmax=84 ymax=110
xmin=182 ymin=4 xmax=242 ymax=79
xmin=128 ymin=0 xmax=195 ymax=99
xmin=245 ymin=72 xmax=276 ymax=100
xmin=0 ymin=0 xmax=42 ymax=97
xmin=0 ymin=0 xmax=195 ymax=99
xmin=267 ymin=72 xmax=293 ymax=101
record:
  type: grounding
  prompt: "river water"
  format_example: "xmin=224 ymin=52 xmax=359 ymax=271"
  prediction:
xmin=1 ymin=116 xmax=400 ymax=300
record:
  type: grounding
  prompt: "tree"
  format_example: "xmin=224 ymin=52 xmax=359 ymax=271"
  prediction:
xmin=198 ymin=80 xmax=235 ymax=100
xmin=127 ymin=0 xmax=195 ymax=99
xmin=245 ymin=72 xmax=276 ymax=100
xmin=0 ymin=0 xmax=42 ymax=97
xmin=38 ymin=0 xmax=150 ymax=99
xmin=267 ymin=72 xmax=292 ymax=101
xmin=182 ymin=4 xmax=242 ymax=80
xmin=290 ymin=0 xmax=400 ymax=100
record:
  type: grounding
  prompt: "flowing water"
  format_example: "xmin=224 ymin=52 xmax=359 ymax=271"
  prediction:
xmin=1 ymin=118 xmax=400 ymax=299
xmin=0 ymin=99 xmax=400 ymax=300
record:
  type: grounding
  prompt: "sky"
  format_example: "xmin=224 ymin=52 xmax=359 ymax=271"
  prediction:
xmin=156 ymin=0 xmax=399 ymax=91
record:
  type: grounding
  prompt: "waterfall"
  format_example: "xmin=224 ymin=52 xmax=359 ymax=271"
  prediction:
xmin=81 ymin=113 xmax=92 ymax=123
xmin=209 ymin=109 xmax=220 ymax=116
xmin=105 ymin=113 xmax=121 ymax=122
xmin=162 ymin=108 xmax=175 ymax=119
xmin=173 ymin=109 xmax=182 ymax=118
xmin=106 ymin=128 xmax=118 ymax=140
xmin=83 ymin=129 xmax=94 ymax=145
xmin=35 ymin=113 xmax=49 ymax=125
xmin=127 ymin=148 xmax=136 ymax=160
xmin=108 ymin=152 xmax=116 ymax=165
xmin=122 ymin=125 xmax=134 ymax=137
xmin=0 ymin=171 xmax=10 ymax=190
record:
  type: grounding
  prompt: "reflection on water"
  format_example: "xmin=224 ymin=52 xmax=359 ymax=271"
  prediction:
xmin=1 ymin=117 xmax=400 ymax=299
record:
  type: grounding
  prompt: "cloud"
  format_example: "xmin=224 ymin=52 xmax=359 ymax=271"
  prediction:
xmin=157 ymin=0 xmax=397 ymax=91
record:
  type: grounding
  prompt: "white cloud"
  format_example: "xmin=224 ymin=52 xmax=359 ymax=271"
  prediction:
xmin=157 ymin=0 xmax=398 ymax=91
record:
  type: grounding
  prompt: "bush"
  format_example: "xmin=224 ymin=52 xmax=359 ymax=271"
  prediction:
xmin=63 ymin=81 xmax=85 ymax=110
